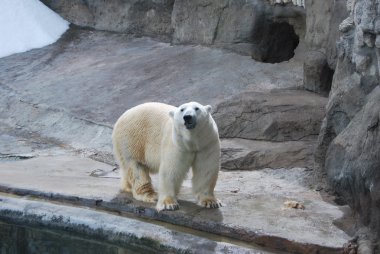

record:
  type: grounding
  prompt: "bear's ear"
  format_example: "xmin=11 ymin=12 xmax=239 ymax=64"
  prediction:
xmin=169 ymin=111 xmax=174 ymax=118
xmin=205 ymin=105 xmax=212 ymax=113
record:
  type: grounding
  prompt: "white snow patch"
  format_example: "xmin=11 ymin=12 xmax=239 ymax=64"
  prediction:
xmin=0 ymin=0 xmax=69 ymax=58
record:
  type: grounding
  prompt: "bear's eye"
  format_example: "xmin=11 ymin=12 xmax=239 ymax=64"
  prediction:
xmin=180 ymin=108 xmax=184 ymax=112
xmin=195 ymin=107 xmax=199 ymax=111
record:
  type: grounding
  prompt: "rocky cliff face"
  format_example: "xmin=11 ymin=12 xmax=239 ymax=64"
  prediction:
xmin=303 ymin=0 xmax=348 ymax=95
xmin=41 ymin=0 xmax=175 ymax=40
xmin=314 ymin=0 xmax=380 ymax=248
xmin=43 ymin=0 xmax=305 ymax=62
xmin=172 ymin=0 xmax=305 ymax=62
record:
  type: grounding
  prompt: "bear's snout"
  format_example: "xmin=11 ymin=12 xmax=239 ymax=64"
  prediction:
xmin=183 ymin=114 xmax=196 ymax=129
xmin=183 ymin=115 xmax=193 ymax=122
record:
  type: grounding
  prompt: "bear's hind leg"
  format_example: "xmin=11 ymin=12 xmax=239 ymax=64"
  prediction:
xmin=130 ymin=161 xmax=157 ymax=203
xmin=113 ymin=143 xmax=133 ymax=193
xmin=120 ymin=166 xmax=133 ymax=193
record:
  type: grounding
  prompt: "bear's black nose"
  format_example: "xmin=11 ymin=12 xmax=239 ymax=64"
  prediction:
xmin=183 ymin=115 xmax=192 ymax=122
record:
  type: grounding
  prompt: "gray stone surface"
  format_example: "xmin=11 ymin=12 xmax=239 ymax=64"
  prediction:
xmin=304 ymin=0 xmax=348 ymax=68
xmin=213 ymin=90 xmax=327 ymax=141
xmin=42 ymin=0 xmax=305 ymax=60
xmin=171 ymin=0 xmax=230 ymax=45
xmin=0 ymin=28 xmax=310 ymax=169
xmin=325 ymin=86 xmax=380 ymax=249
xmin=303 ymin=0 xmax=348 ymax=94
xmin=172 ymin=0 xmax=305 ymax=61
xmin=303 ymin=50 xmax=334 ymax=95
xmin=0 ymin=29 xmax=303 ymax=128
xmin=221 ymin=139 xmax=315 ymax=170
xmin=41 ymin=0 xmax=174 ymax=40
xmin=0 ymin=155 xmax=352 ymax=253
xmin=0 ymin=196 xmax=266 ymax=254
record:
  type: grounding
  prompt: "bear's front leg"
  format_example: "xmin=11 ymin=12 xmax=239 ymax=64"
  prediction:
xmin=192 ymin=148 xmax=222 ymax=208
xmin=156 ymin=153 xmax=194 ymax=212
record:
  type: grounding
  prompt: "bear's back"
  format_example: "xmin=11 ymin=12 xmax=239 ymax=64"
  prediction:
xmin=112 ymin=102 xmax=175 ymax=170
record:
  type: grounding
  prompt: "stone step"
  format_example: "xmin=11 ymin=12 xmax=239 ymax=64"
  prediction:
xmin=213 ymin=90 xmax=327 ymax=142
xmin=221 ymin=138 xmax=315 ymax=170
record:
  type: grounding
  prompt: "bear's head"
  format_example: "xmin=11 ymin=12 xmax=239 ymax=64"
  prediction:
xmin=169 ymin=102 xmax=212 ymax=130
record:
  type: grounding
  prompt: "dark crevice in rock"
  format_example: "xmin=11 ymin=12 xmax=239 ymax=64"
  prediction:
xmin=252 ymin=21 xmax=299 ymax=63
xmin=0 ymin=154 xmax=35 ymax=162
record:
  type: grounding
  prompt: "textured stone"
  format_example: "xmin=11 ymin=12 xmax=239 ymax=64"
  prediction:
xmin=339 ymin=17 xmax=355 ymax=33
xmin=356 ymin=28 xmax=365 ymax=47
xmin=41 ymin=0 xmax=175 ymax=40
xmin=0 ymin=28 xmax=310 ymax=173
xmin=363 ymin=33 xmax=375 ymax=47
xmin=354 ymin=53 xmax=371 ymax=72
xmin=171 ymin=0 xmax=230 ymax=45
xmin=268 ymin=0 xmax=305 ymax=8
xmin=213 ymin=90 xmax=327 ymax=141
xmin=172 ymin=0 xmax=305 ymax=60
xmin=315 ymin=0 xmax=380 ymax=246
xmin=375 ymin=19 xmax=380 ymax=33
xmin=303 ymin=0 xmax=348 ymax=95
xmin=303 ymin=50 xmax=334 ymax=95
xmin=376 ymin=35 xmax=380 ymax=48
xmin=325 ymin=86 xmax=380 ymax=244
xmin=305 ymin=0 xmax=348 ymax=69
xmin=43 ymin=0 xmax=305 ymax=60
xmin=221 ymin=138 xmax=315 ymax=170
xmin=0 ymin=29 xmax=303 ymax=155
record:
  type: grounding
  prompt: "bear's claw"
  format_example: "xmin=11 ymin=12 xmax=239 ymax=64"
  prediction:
xmin=199 ymin=198 xmax=223 ymax=209
xmin=156 ymin=197 xmax=179 ymax=212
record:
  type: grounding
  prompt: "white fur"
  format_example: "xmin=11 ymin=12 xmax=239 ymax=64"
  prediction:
xmin=112 ymin=102 xmax=222 ymax=211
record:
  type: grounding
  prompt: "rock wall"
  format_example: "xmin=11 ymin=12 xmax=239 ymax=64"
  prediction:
xmin=41 ymin=0 xmax=175 ymax=40
xmin=43 ymin=0 xmax=305 ymax=62
xmin=172 ymin=0 xmax=305 ymax=62
xmin=315 ymin=0 xmax=380 ymax=248
xmin=303 ymin=0 xmax=348 ymax=95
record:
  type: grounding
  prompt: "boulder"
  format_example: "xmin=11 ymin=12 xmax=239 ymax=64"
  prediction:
xmin=213 ymin=90 xmax=327 ymax=142
xmin=221 ymin=138 xmax=315 ymax=170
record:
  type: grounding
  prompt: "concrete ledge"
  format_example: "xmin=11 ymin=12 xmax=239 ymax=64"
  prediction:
xmin=0 ymin=155 xmax=352 ymax=254
xmin=0 ymin=196 xmax=264 ymax=254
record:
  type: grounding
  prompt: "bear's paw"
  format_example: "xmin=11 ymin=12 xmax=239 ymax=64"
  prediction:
xmin=198 ymin=197 xmax=223 ymax=209
xmin=156 ymin=197 xmax=179 ymax=212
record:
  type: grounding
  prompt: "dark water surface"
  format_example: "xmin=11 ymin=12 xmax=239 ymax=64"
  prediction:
xmin=0 ymin=221 xmax=145 ymax=254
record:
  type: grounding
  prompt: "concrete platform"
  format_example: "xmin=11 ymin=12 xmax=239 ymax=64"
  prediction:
xmin=0 ymin=155 xmax=352 ymax=253
xmin=0 ymin=196 xmax=269 ymax=254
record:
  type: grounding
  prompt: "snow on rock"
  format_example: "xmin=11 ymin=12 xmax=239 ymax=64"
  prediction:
xmin=0 ymin=0 xmax=69 ymax=58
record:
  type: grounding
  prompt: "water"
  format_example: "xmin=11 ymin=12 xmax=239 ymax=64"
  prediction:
xmin=0 ymin=221 xmax=145 ymax=254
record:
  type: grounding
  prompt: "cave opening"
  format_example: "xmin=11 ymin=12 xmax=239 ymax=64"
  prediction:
xmin=252 ymin=21 xmax=300 ymax=63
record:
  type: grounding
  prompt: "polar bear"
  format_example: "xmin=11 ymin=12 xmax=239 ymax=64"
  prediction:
xmin=112 ymin=102 xmax=222 ymax=211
